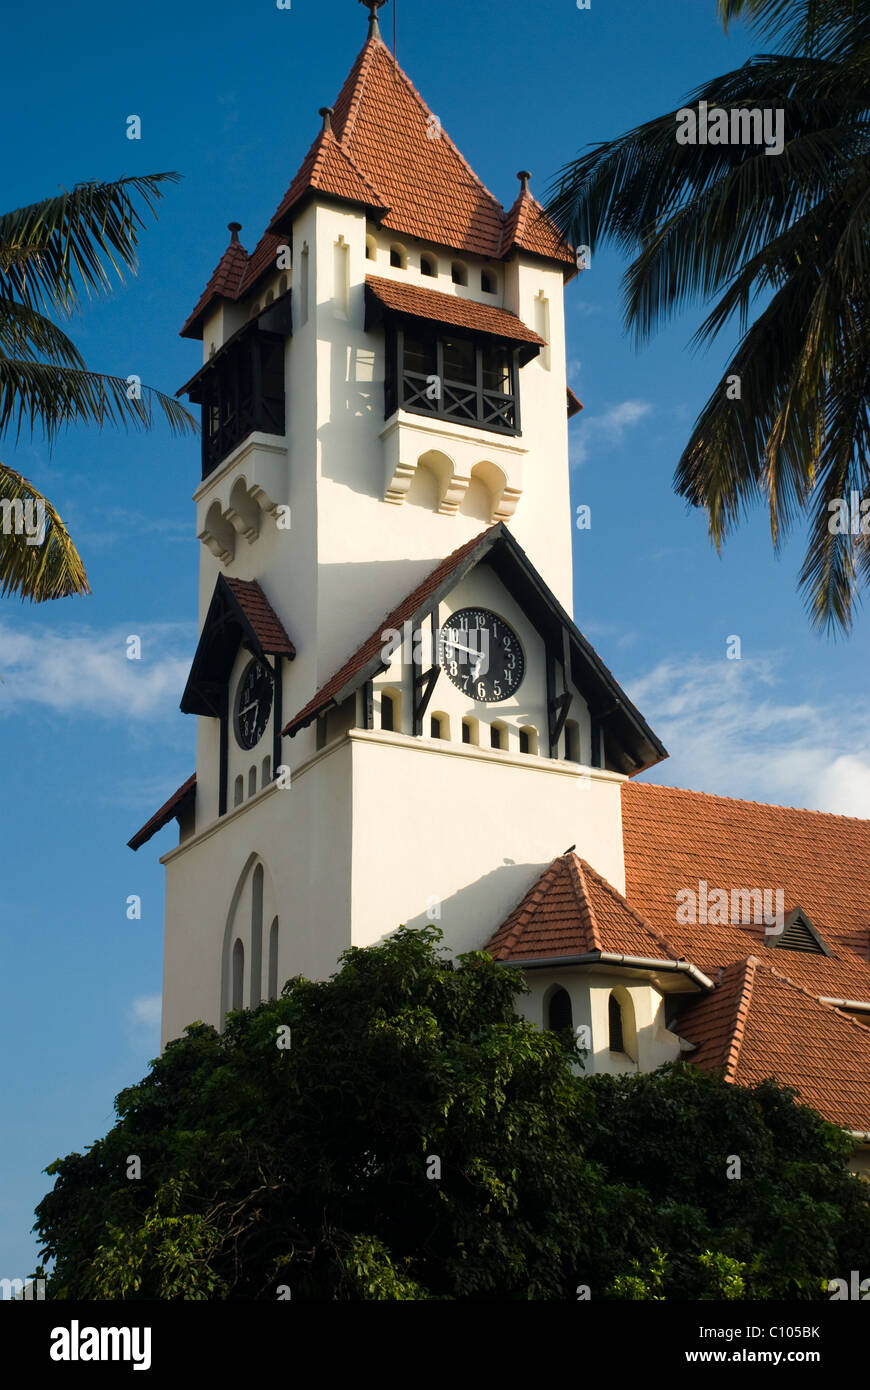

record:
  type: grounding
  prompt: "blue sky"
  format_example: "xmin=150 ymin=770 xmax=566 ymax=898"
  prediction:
xmin=1 ymin=0 xmax=867 ymax=1280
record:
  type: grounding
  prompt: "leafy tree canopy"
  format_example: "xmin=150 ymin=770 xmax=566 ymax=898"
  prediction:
xmin=34 ymin=927 xmax=870 ymax=1300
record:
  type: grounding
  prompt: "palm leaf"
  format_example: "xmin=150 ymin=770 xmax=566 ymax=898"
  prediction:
xmin=0 ymin=463 xmax=89 ymax=601
xmin=0 ymin=359 xmax=196 ymax=442
xmin=0 ymin=173 xmax=180 ymax=316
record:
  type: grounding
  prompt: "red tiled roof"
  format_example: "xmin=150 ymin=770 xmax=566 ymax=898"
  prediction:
xmin=486 ymin=852 xmax=685 ymax=965
xmin=283 ymin=526 xmax=494 ymax=736
xmin=238 ymin=232 xmax=285 ymax=300
xmin=621 ymin=781 xmax=870 ymax=1003
xmin=567 ymin=386 xmax=583 ymax=418
xmin=224 ymin=578 xmax=296 ymax=656
xmin=128 ymin=774 xmax=196 ymax=851
xmin=677 ymin=956 xmax=870 ymax=1131
xmin=365 ymin=274 xmax=545 ymax=347
xmin=268 ymin=125 xmax=389 ymax=234
xmin=331 ymin=34 xmax=505 ymax=258
xmin=500 ymin=185 xmax=575 ymax=267
xmin=182 ymin=31 xmax=578 ymax=331
xmin=180 ymin=234 xmax=249 ymax=340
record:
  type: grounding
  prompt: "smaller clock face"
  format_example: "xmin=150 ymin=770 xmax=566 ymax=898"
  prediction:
xmin=438 ymin=607 xmax=524 ymax=703
xmin=234 ymin=658 xmax=273 ymax=750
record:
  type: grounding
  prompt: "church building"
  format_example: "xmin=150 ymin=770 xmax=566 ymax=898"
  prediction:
xmin=131 ymin=0 xmax=870 ymax=1173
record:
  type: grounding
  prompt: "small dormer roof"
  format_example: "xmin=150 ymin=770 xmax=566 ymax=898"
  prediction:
xmin=500 ymin=173 xmax=576 ymax=269
xmin=180 ymin=224 xmax=249 ymax=340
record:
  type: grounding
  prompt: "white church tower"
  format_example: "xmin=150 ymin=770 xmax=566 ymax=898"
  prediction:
xmin=131 ymin=0 xmax=667 ymax=1047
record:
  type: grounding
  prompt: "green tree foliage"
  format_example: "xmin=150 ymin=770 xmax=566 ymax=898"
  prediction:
xmin=34 ymin=928 xmax=870 ymax=1300
xmin=547 ymin=0 xmax=870 ymax=633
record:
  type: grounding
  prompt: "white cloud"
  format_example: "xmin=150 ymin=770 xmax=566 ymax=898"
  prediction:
xmin=0 ymin=620 xmax=193 ymax=721
xmin=626 ymin=654 xmax=870 ymax=818
xmin=572 ymin=398 xmax=653 ymax=466
xmin=130 ymin=994 xmax=162 ymax=1027
xmin=126 ymin=994 xmax=162 ymax=1054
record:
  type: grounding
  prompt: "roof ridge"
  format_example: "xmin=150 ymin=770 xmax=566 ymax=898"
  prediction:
xmin=338 ymin=34 xmax=383 ymax=144
xmin=574 ymin=854 xmax=684 ymax=961
xmin=723 ymin=955 xmax=756 ymax=1080
xmin=566 ymin=854 xmax=603 ymax=952
xmin=625 ymin=778 xmax=870 ymax=826
xmin=342 ymin=35 xmax=505 ymax=218
xmin=328 ymin=129 xmax=389 ymax=202
xmin=751 ymin=956 xmax=870 ymax=1036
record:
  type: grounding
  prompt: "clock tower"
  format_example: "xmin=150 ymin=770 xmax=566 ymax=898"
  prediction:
xmin=130 ymin=2 xmax=667 ymax=1046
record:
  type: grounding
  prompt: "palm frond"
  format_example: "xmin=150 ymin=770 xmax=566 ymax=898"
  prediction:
xmin=0 ymin=173 xmax=181 ymax=317
xmin=0 ymin=360 xmax=197 ymax=442
xmin=0 ymin=462 xmax=89 ymax=602
xmin=0 ymin=300 xmax=85 ymax=365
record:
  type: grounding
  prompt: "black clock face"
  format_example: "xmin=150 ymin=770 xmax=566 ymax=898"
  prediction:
xmin=438 ymin=607 xmax=524 ymax=703
xmin=234 ymin=658 xmax=273 ymax=750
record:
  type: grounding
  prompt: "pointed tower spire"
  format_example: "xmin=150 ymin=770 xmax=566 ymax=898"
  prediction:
xmin=359 ymin=0 xmax=388 ymax=39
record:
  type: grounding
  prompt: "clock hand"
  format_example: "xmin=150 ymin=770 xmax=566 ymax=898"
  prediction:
xmin=239 ymin=701 xmax=259 ymax=719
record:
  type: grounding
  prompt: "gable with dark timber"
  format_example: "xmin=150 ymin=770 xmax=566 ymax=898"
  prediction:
xmin=283 ymin=523 xmax=666 ymax=776
xmin=181 ymin=576 xmax=295 ymax=717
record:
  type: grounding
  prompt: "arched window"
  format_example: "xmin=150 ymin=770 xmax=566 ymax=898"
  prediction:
xmin=564 ymin=719 xmax=581 ymax=763
xmin=268 ymin=917 xmax=279 ymax=1000
xmin=233 ymin=774 xmax=244 ymax=807
xmin=481 ymin=269 xmax=497 ymax=294
xmin=608 ymin=988 xmax=637 ymax=1058
xmin=264 ymin=288 xmax=274 ymax=305
xmin=421 ymin=253 xmax=437 ymax=277
xmin=231 ymin=939 xmax=244 ymax=1011
xmin=519 ymin=726 xmax=538 ymax=755
xmin=365 ymin=235 xmax=376 ymax=261
xmin=250 ymin=865 xmax=263 ymax=1009
xmin=490 ymin=721 xmax=507 ymax=750
xmin=261 ymin=755 xmax=271 ymax=784
xmin=248 ymin=766 xmax=257 ymax=798
xmin=278 ymin=274 xmax=288 ymax=294
xmin=608 ymin=992 xmax=624 ymax=1052
xmin=390 ymin=243 xmax=406 ymax=269
xmin=461 ymin=717 xmax=479 ymax=745
xmin=547 ymin=986 xmax=573 ymax=1032
xmin=430 ymin=715 xmax=442 ymax=738
xmin=451 ymin=260 xmax=468 ymax=285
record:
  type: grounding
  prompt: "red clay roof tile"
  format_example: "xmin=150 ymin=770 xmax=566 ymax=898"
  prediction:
xmin=224 ymin=578 xmax=296 ymax=657
xmin=180 ymin=235 xmax=249 ymax=340
xmin=486 ymin=852 xmax=685 ymax=965
xmin=365 ymin=273 xmax=545 ymax=346
xmin=621 ymin=781 xmax=870 ymax=1003
xmin=500 ymin=185 xmax=576 ymax=267
xmin=677 ymin=956 xmax=870 ymax=1131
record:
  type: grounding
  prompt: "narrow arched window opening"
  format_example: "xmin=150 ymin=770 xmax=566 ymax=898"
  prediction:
xmin=231 ymin=939 xmax=244 ymax=1012
xmin=381 ymin=693 xmax=395 ymax=731
xmin=248 ymin=766 xmax=257 ymax=798
xmin=233 ymin=775 xmax=244 ymax=807
xmin=268 ymin=918 xmax=279 ymax=1001
xmin=609 ymin=993 xmax=624 ymax=1052
xmin=451 ymin=260 xmax=468 ymax=285
xmin=547 ymin=987 xmax=573 ymax=1032
xmin=262 ymin=755 xmax=272 ymax=784
xmin=421 ymin=253 xmax=437 ymax=277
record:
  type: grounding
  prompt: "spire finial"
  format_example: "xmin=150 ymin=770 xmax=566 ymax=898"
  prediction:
xmin=319 ymin=106 xmax=334 ymax=133
xmin=228 ymin=221 xmax=242 ymax=243
xmin=359 ymin=0 xmax=388 ymax=37
xmin=517 ymin=171 xmax=531 ymax=194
